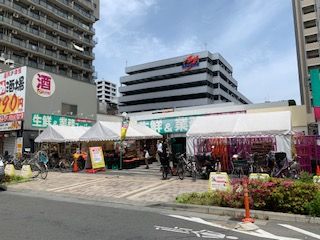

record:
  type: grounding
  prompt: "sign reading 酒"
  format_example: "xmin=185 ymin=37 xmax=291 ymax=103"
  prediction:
xmin=0 ymin=67 xmax=26 ymax=123
xmin=32 ymin=72 xmax=56 ymax=97
xmin=32 ymin=113 xmax=94 ymax=128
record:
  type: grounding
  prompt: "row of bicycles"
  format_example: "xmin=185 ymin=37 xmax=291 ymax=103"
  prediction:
xmin=161 ymin=153 xmax=221 ymax=180
xmin=162 ymin=150 xmax=301 ymax=180
xmin=0 ymin=151 xmax=49 ymax=179
xmin=231 ymin=151 xmax=301 ymax=179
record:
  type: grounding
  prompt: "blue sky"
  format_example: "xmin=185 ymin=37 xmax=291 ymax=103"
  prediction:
xmin=94 ymin=0 xmax=300 ymax=104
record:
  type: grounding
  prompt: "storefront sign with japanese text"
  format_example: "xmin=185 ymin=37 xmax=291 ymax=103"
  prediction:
xmin=138 ymin=111 xmax=246 ymax=135
xmin=32 ymin=113 xmax=94 ymax=128
xmin=32 ymin=72 xmax=56 ymax=97
xmin=139 ymin=116 xmax=197 ymax=134
xmin=0 ymin=121 xmax=22 ymax=131
xmin=89 ymin=146 xmax=105 ymax=170
xmin=0 ymin=67 xmax=26 ymax=122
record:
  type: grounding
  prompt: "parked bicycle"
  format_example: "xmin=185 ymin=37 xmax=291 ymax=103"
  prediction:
xmin=175 ymin=153 xmax=193 ymax=180
xmin=22 ymin=151 xmax=49 ymax=180
xmin=270 ymin=152 xmax=300 ymax=179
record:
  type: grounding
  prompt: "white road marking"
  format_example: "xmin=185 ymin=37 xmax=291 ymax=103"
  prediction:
xmin=169 ymin=215 xmax=301 ymax=240
xmin=279 ymin=224 xmax=320 ymax=239
xmin=154 ymin=225 xmax=235 ymax=239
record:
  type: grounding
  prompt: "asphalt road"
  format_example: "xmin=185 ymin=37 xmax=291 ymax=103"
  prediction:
xmin=0 ymin=191 xmax=319 ymax=240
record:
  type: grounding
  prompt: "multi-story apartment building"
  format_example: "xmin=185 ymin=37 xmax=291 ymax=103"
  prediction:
xmin=96 ymin=80 xmax=117 ymax=103
xmin=119 ymin=51 xmax=251 ymax=113
xmin=0 ymin=0 xmax=99 ymax=83
xmin=292 ymin=0 xmax=320 ymax=122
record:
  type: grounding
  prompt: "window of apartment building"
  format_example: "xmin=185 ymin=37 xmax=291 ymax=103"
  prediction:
xmin=302 ymin=5 xmax=315 ymax=14
xmin=61 ymin=103 xmax=77 ymax=116
xmin=305 ymin=34 xmax=318 ymax=43
xmin=307 ymin=49 xmax=320 ymax=58
xmin=304 ymin=20 xmax=316 ymax=29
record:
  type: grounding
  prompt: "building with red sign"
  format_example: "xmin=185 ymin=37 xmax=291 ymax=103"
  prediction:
xmin=119 ymin=51 xmax=251 ymax=113
xmin=0 ymin=66 xmax=96 ymax=155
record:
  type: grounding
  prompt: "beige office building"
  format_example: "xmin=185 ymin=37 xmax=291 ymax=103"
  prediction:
xmin=292 ymin=0 xmax=320 ymax=124
xmin=0 ymin=0 xmax=99 ymax=83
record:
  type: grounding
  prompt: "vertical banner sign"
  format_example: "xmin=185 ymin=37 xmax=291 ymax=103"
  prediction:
xmin=16 ymin=137 xmax=23 ymax=156
xmin=120 ymin=118 xmax=129 ymax=141
xmin=89 ymin=147 xmax=105 ymax=170
xmin=310 ymin=69 xmax=320 ymax=121
xmin=0 ymin=67 xmax=26 ymax=123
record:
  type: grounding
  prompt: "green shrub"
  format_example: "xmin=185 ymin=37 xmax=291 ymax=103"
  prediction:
xmin=176 ymin=192 xmax=223 ymax=206
xmin=307 ymin=192 xmax=320 ymax=217
xmin=176 ymin=178 xmax=320 ymax=216
xmin=298 ymin=171 xmax=314 ymax=183
xmin=4 ymin=175 xmax=27 ymax=183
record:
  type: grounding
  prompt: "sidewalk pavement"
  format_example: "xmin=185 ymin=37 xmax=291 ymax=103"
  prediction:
xmin=8 ymin=168 xmax=208 ymax=204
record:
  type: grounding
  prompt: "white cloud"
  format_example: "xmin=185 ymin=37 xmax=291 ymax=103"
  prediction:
xmin=237 ymin=48 xmax=300 ymax=104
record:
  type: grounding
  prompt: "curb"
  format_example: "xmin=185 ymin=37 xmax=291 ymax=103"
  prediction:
xmin=154 ymin=202 xmax=320 ymax=224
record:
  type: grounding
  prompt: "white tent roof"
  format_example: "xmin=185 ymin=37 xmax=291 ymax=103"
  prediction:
xmin=187 ymin=111 xmax=292 ymax=137
xmin=35 ymin=125 xmax=90 ymax=143
xmin=79 ymin=121 xmax=162 ymax=141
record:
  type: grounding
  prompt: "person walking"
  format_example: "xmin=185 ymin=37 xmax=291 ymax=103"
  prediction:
xmin=156 ymin=140 xmax=163 ymax=165
xmin=144 ymin=144 xmax=150 ymax=169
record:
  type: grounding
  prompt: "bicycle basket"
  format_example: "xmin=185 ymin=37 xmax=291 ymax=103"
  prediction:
xmin=38 ymin=152 xmax=49 ymax=164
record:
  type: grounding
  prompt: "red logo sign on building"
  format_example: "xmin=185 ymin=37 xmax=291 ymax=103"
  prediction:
xmin=182 ymin=55 xmax=200 ymax=71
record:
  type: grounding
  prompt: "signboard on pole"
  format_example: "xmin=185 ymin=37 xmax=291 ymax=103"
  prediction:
xmin=32 ymin=113 xmax=94 ymax=128
xmin=0 ymin=67 xmax=26 ymax=123
xmin=120 ymin=118 xmax=129 ymax=141
xmin=89 ymin=147 xmax=105 ymax=170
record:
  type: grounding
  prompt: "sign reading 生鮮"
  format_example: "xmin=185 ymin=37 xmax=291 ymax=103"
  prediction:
xmin=0 ymin=67 xmax=26 ymax=123
xmin=89 ymin=147 xmax=105 ymax=170
xmin=139 ymin=116 xmax=197 ymax=134
xmin=32 ymin=113 xmax=94 ymax=128
xmin=32 ymin=72 xmax=56 ymax=97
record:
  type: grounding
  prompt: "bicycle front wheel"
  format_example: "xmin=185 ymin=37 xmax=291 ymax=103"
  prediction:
xmin=30 ymin=163 xmax=40 ymax=178
xmin=41 ymin=163 xmax=48 ymax=179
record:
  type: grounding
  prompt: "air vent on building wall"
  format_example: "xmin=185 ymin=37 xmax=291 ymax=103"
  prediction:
xmin=13 ymin=13 xmax=19 ymax=18
xmin=52 ymin=46 xmax=57 ymax=50
xmin=12 ymin=30 xmax=18 ymax=34
xmin=30 ymin=5 xmax=35 ymax=10
xmin=52 ymin=31 xmax=57 ymax=35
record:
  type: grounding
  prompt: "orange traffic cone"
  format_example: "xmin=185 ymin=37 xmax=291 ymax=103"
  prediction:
xmin=72 ymin=159 xmax=79 ymax=172
xmin=316 ymin=165 xmax=320 ymax=176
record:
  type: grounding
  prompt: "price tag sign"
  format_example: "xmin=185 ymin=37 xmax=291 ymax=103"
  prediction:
xmin=0 ymin=67 xmax=26 ymax=122
xmin=249 ymin=173 xmax=270 ymax=181
xmin=313 ymin=176 xmax=320 ymax=184
xmin=208 ymin=172 xmax=231 ymax=192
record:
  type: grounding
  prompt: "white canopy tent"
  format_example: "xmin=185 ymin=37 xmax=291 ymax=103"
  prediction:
xmin=35 ymin=125 xmax=90 ymax=143
xmin=79 ymin=121 xmax=162 ymax=141
xmin=186 ymin=111 xmax=293 ymax=159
